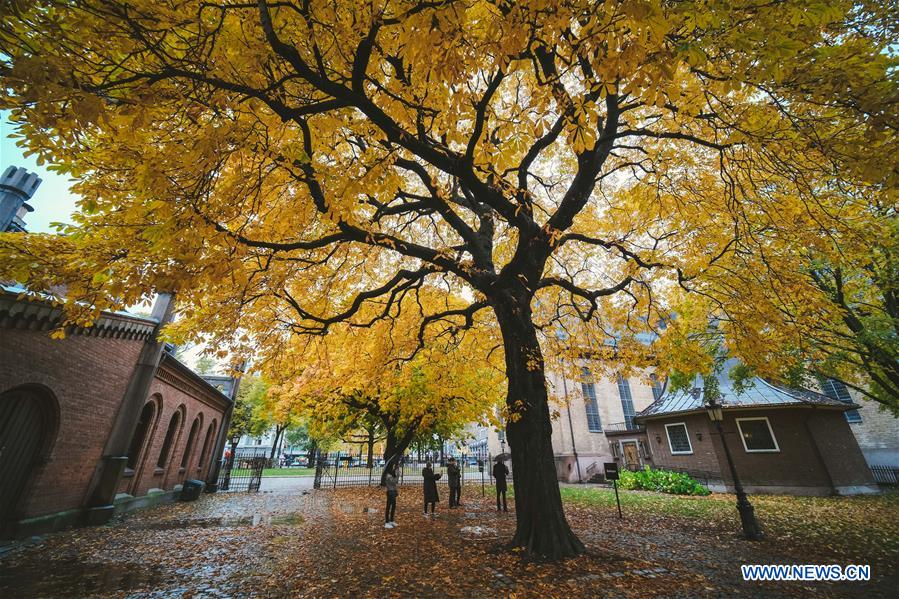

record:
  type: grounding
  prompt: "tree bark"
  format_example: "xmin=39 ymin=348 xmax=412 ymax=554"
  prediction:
xmin=307 ymin=441 xmax=317 ymax=468
xmin=366 ymin=428 xmax=374 ymax=468
xmin=493 ymin=295 xmax=585 ymax=559
xmin=380 ymin=425 xmax=417 ymax=485
xmin=268 ymin=424 xmax=285 ymax=464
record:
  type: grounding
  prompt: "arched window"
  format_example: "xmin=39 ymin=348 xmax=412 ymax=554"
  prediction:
xmin=127 ymin=401 xmax=157 ymax=470
xmin=157 ymin=409 xmax=183 ymax=468
xmin=180 ymin=416 xmax=202 ymax=469
xmin=199 ymin=420 xmax=217 ymax=473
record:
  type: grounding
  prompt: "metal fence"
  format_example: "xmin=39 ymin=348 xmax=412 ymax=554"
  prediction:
xmin=870 ymin=464 xmax=899 ymax=485
xmin=313 ymin=451 xmax=507 ymax=491
xmin=217 ymin=447 xmax=268 ymax=492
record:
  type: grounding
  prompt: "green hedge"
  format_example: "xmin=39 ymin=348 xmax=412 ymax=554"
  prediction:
xmin=617 ymin=466 xmax=711 ymax=496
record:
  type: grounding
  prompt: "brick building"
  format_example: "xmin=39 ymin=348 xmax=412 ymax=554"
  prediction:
xmin=0 ymin=288 xmax=235 ymax=538
xmin=634 ymin=364 xmax=879 ymax=496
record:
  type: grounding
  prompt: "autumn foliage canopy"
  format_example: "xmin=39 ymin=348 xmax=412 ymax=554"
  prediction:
xmin=1 ymin=0 xmax=896 ymax=556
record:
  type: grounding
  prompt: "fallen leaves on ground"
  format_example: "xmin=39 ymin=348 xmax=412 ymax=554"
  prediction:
xmin=0 ymin=486 xmax=896 ymax=598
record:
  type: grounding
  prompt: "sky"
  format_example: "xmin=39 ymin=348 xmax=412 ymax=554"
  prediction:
xmin=1 ymin=111 xmax=79 ymax=233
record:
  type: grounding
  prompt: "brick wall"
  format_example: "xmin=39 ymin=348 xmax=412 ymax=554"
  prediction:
xmin=646 ymin=407 xmax=876 ymax=494
xmin=645 ymin=415 xmax=721 ymax=476
xmin=120 ymin=360 xmax=226 ymax=497
xmin=0 ymin=328 xmax=144 ymax=518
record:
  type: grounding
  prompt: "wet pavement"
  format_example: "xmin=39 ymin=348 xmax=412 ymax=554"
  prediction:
xmin=0 ymin=485 xmax=328 ymax=598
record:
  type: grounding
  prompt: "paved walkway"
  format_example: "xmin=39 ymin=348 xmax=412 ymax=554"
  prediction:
xmin=259 ymin=475 xmax=315 ymax=493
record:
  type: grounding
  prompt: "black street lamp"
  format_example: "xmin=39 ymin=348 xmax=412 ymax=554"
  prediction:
xmin=698 ymin=385 xmax=763 ymax=540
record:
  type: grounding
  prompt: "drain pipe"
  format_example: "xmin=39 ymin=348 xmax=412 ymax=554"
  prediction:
xmin=561 ymin=370 xmax=582 ymax=483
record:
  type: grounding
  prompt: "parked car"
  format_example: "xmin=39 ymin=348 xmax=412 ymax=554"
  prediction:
xmin=291 ymin=457 xmax=308 ymax=467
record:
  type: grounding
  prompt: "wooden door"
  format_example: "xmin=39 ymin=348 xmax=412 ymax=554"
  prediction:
xmin=0 ymin=388 xmax=55 ymax=533
xmin=622 ymin=442 xmax=640 ymax=471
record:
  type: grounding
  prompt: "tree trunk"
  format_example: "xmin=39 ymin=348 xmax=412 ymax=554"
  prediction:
xmin=493 ymin=296 xmax=585 ymax=559
xmin=268 ymin=425 xmax=285 ymax=464
xmin=380 ymin=425 xmax=417 ymax=485
xmin=307 ymin=441 xmax=317 ymax=467
xmin=366 ymin=428 xmax=374 ymax=468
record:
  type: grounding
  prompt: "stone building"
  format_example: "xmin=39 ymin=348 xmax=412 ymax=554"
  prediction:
xmin=544 ymin=367 xmax=659 ymax=482
xmin=0 ymin=165 xmax=41 ymax=233
xmin=466 ymin=365 xmax=662 ymax=482
xmin=0 ymin=287 xmax=237 ymax=537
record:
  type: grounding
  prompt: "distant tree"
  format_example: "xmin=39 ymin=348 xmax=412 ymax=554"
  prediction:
xmin=227 ymin=376 xmax=270 ymax=444
xmin=195 ymin=356 xmax=216 ymax=375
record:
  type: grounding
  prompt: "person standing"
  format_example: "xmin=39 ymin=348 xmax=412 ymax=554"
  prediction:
xmin=447 ymin=457 xmax=462 ymax=508
xmin=384 ymin=462 xmax=398 ymax=528
xmin=493 ymin=458 xmax=509 ymax=512
xmin=422 ymin=460 xmax=441 ymax=516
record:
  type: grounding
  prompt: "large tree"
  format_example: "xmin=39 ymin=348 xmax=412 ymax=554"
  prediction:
xmin=1 ymin=1 xmax=895 ymax=557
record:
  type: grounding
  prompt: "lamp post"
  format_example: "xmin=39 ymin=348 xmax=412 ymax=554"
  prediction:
xmin=699 ymin=387 xmax=763 ymax=540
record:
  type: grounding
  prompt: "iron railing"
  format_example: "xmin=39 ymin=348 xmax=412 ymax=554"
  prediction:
xmin=870 ymin=464 xmax=899 ymax=485
xmin=313 ymin=451 xmax=507 ymax=490
xmin=604 ymin=421 xmax=646 ymax=432
xmin=217 ymin=448 xmax=268 ymax=492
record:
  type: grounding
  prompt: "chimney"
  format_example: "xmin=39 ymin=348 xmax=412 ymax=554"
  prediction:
xmin=0 ymin=165 xmax=42 ymax=232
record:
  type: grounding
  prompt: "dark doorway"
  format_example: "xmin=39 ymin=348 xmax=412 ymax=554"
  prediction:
xmin=0 ymin=386 xmax=58 ymax=536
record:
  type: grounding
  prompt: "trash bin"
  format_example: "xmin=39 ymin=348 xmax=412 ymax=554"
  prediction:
xmin=180 ymin=479 xmax=205 ymax=501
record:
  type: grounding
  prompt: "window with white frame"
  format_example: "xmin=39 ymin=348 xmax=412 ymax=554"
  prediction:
xmin=665 ymin=422 xmax=692 ymax=454
xmin=736 ymin=417 xmax=780 ymax=453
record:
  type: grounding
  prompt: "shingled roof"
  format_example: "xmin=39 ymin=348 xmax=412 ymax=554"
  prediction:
xmin=635 ymin=359 xmax=856 ymax=422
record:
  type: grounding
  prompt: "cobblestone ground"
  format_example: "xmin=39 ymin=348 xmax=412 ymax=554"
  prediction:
xmin=0 ymin=484 xmax=896 ymax=598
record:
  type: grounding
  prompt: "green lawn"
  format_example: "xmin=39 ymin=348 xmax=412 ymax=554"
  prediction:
xmin=538 ymin=485 xmax=899 ymax=561
xmin=262 ymin=467 xmax=316 ymax=476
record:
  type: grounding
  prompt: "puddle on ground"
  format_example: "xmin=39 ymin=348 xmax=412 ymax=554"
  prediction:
xmin=338 ymin=504 xmax=379 ymax=515
xmin=139 ymin=512 xmax=304 ymax=530
xmin=0 ymin=559 xmax=162 ymax=597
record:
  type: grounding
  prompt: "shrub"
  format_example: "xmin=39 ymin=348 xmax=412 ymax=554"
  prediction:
xmin=617 ymin=466 xmax=711 ymax=496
